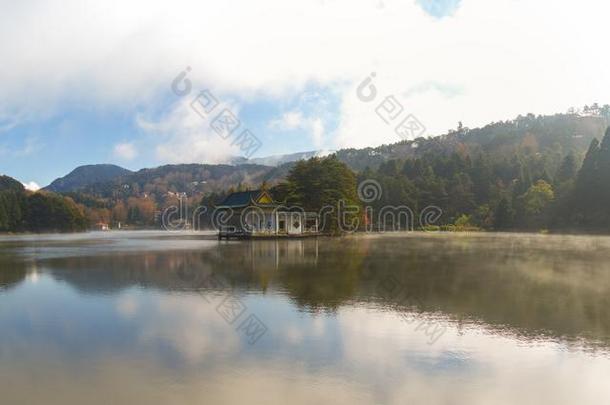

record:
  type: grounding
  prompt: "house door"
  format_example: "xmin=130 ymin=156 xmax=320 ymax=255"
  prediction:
xmin=288 ymin=213 xmax=302 ymax=235
xmin=278 ymin=214 xmax=287 ymax=234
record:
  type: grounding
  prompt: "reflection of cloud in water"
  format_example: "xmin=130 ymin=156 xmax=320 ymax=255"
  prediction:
xmin=7 ymin=231 xmax=610 ymax=348
xmin=116 ymin=295 xmax=139 ymax=318
xmin=139 ymin=295 xmax=242 ymax=363
xmin=2 ymin=302 xmax=610 ymax=405
xmin=335 ymin=307 xmax=609 ymax=404
xmin=2 ymin=232 xmax=610 ymax=403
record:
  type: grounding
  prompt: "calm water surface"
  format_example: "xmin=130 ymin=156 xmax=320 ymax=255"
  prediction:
xmin=1 ymin=231 xmax=610 ymax=404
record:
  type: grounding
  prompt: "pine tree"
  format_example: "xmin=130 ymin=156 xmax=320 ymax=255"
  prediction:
xmin=597 ymin=128 xmax=610 ymax=208
xmin=494 ymin=198 xmax=514 ymax=230
xmin=574 ymin=137 xmax=602 ymax=226
xmin=285 ymin=155 xmax=360 ymax=233
xmin=0 ymin=194 xmax=8 ymax=231
xmin=556 ymin=152 xmax=578 ymax=184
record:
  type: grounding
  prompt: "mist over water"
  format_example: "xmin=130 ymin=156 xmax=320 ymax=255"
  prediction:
xmin=1 ymin=231 xmax=609 ymax=404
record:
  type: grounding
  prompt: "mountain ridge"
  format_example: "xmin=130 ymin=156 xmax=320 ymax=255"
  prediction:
xmin=43 ymin=111 xmax=610 ymax=197
xmin=45 ymin=164 xmax=134 ymax=193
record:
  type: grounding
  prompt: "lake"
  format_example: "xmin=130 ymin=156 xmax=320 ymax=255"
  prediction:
xmin=1 ymin=231 xmax=609 ymax=404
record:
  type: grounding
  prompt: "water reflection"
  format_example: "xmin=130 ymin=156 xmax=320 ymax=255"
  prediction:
xmin=22 ymin=234 xmax=610 ymax=346
xmin=0 ymin=254 xmax=27 ymax=290
xmin=1 ymin=232 xmax=610 ymax=404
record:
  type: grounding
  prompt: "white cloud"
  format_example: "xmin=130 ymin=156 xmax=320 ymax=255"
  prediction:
xmin=13 ymin=137 xmax=42 ymax=157
xmin=311 ymin=118 xmax=325 ymax=148
xmin=269 ymin=111 xmax=304 ymax=130
xmin=113 ymin=142 xmax=138 ymax=160
xmin=137 ymin=98 xmax=242 ymax=163
xmin=22 ymin=181 xmax=40 ymax=191
xmin=269 ymin=110 xmax=327 ymax=148
xmin=1 ymin=0 xmax=610 ymax=154
xmin=0 ymin=115 xmax=21 ymax=133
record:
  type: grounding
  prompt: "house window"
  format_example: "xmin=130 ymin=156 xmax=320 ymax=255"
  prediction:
xmin=279 ymin=219 xmax=286 ymax=232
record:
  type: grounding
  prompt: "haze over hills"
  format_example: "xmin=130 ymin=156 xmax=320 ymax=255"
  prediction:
xmin=43 ymin=153 xmax=328 ymax=194
xmin=231 ymin=150 xmax=329 ymax=167
xmin=334 ymin=113 xmax=607 ymax=172
xmin=43 ymin=111 xmax=609 ymax=198
xmin=43 ymin=163 xmax=290 ymax=199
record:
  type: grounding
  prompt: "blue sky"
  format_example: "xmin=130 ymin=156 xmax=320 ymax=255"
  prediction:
xmin=0 ymin=82 xmax=343 ymax=186
xmin=416 ymin=0 xmax=461 ymax=18
xmin=1 ymin=0 xmax=609 ymax=188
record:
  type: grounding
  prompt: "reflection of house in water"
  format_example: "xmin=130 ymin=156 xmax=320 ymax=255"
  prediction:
xmin=94 ymin=222 xmax=109 ymax=231
xmin=216 ymin=190 xmax=319 ymax=239
xmin=243 ymin=239 xmax=320 ymax=271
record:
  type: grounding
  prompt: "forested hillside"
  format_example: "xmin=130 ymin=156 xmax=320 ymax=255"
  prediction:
xmin=35 ymin=107 xmax=610 ymax=231
xmin=45 ymin=164 xmax=133 ymax=193
xmin=356 ymin=125 xmax=610 ymax=232
xmin=55 ymin=163 xmax=288 ymax=228
xmin=0 ymin=175 xmax=87 ymax=233
xmin=337 ymin=111 xmax=608 ymax=171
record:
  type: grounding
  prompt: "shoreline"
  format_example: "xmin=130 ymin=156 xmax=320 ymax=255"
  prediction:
xmin=3 ymin=228 xmax=610 ymax=238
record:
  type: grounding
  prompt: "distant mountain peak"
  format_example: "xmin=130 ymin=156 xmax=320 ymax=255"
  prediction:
xmin=45 ymin=164 xmax=133 ymax=193
xmin=233 ymin=150 xmax=333 ymax=167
